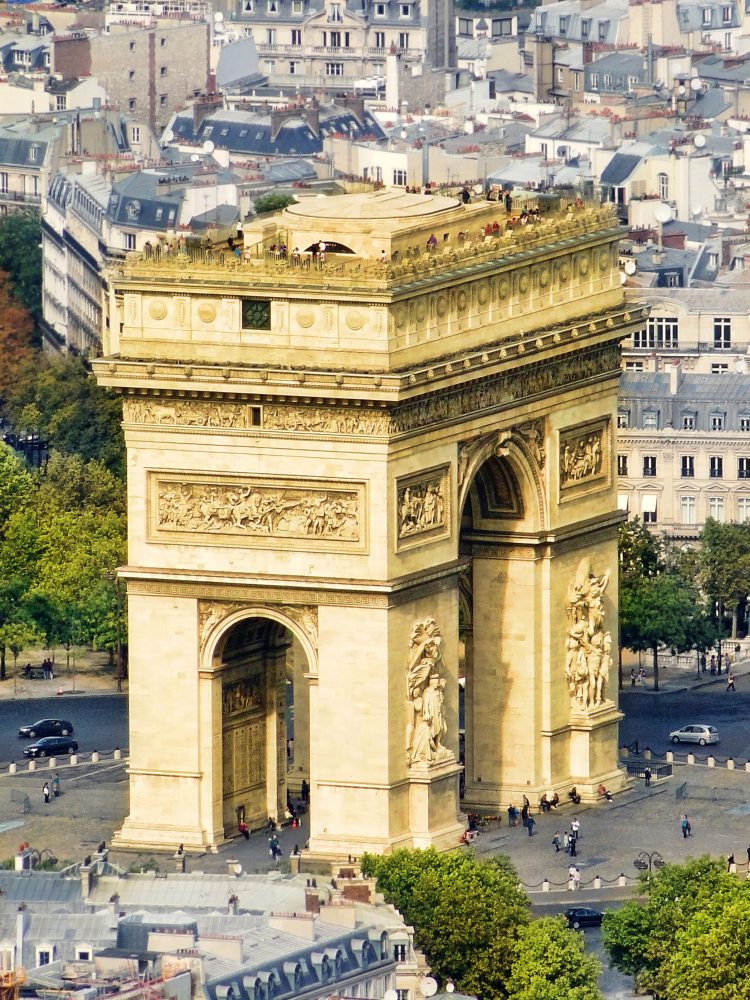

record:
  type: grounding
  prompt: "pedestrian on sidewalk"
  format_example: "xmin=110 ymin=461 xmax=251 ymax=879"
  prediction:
xmin=630 ymin=668 xmax=636 ymax=687
xmin=52 ymin=773 xmax=60 ymax=798
xmin=42 ymin=781 xmax=50 ymax=805
xmin=562 ymin=831 xmax=570 ymax=853
xmin=701 ymin=653 xmax=707 ymax=673
xmin=710 ymin=654 xmax=716 ymax=675
xmin=573 ymin=867 xmax=581 ymax=890
xmin=681 ymin=814 xmax=692 ymax=838
xmin=552 ymin=831 xmax=562 ymax=852
xmin=571 ymin=816 xmax=581 ymax=839
xmin=527 ymin=816 xmax=536 ymax=837
xmin=727 ymin=672 xmax=736 ymax=692
xmin=644 ymin=767 xmax=652 ymax=787
xmin=569 ymin=834 xmax=578 ymax=858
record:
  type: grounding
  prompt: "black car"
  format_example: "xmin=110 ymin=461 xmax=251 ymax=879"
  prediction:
xmin=562 ymin=907 xmax=603 ymax=929
xmin=23 ymin=736 xmax=78 ymax=758
xmin=18 ymin=719 xmax=74 ymax=738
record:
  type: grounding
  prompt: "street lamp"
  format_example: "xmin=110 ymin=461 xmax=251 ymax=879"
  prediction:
xmin=633 ymin=850 xmax=666 ymax=877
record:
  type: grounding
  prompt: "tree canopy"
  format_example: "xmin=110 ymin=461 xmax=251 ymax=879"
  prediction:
xmin=699 ymin=518 xmax=750 ymax=639
xmin=619 ymin=520 xmax=717 ymax=689
xmin=361 ymin=848 xmax=602 ymax=999
xmin=602 ymin=857 xmax=750 ymax=998
xmin=0 ymin=212 xmax=42 ymax=320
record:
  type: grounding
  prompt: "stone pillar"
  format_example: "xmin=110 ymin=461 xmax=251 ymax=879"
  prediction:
xmin=265 ymin=640 xmax=289 ymax=824
xmin=290 ymin=635 xmax=311 ymax=789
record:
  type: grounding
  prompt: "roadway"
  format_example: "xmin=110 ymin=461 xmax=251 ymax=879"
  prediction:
xmin=0 ymin=695 xmax=128 ymax=764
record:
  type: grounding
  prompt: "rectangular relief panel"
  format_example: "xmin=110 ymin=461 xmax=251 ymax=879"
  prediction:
xmin=396 ymin=464 xmax=451 ymax=551
xmin=148 ymin=471 xmax=367 ymax=552
xmin=559 ymin=417 xmax=611 ymax=501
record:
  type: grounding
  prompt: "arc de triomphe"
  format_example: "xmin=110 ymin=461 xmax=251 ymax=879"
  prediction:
xmin=94 ymin=191 xmax=637 ymax=857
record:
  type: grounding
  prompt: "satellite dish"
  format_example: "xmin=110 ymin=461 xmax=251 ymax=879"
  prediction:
xmin=233 ymin=863 xmax=242 ymax=875
xmin=624 ymin=258 xmax=637 ymax=275
xmin=654 ymin=204 xmax=672 ymax=224
xmin=420 ymin=979 xmax=438 ymax=998
xmin=203 ymin=140 xmax=215 ymax=153
xmin=163 ymin=129 xmax=174 ymax=143
xmin=692 ymin=204 xmax=702 ymax=217
xmin=191 ymin=153 xmax=200 ymax=162
xmin=677 ymin=84 xmax=686 ymax=95
xmin=690 ymin=77 xmax=703 ymax=91
xmin=214 ymin=9 xmax=224 ymax=18
xmin=693 ymin=133 xmax=706 ymax=148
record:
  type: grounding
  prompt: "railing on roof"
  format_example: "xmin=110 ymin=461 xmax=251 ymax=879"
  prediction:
xmin=121 ymin=204 xmax=618 ymax=288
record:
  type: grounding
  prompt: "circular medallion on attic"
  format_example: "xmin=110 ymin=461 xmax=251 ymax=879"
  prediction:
xmin=477 ymin=283 xmax=490 ymax=306
xmin=518 ymin=272 xmax=530 ymax=294
xmin=345 ymin=310 xmax=365 ymax=331
xmin=198 ymin=302 xmax=217 ymax=324
xmin=498 ymin=278 xmax=510 ymax=300
xmin=559 ymin=262 xmax=570 ymax=283
xmin=148 ymin=299 xmax=168 ymax=321
xmin=295 ymin=308 xmax=315 ymax=329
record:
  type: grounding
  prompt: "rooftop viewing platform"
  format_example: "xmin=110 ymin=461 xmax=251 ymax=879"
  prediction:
xmin=107 ymin=190 xmax=628 ymax=373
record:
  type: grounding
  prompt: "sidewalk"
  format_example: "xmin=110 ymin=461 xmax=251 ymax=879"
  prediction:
xmin=620 ymin=649 xmax=750 ymax=696
xmin=0 ymin=649 xmax=124 ymax=700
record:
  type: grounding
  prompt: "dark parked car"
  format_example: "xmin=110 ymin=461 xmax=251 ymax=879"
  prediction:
xmin=18 ymin=719 xmax=74 ymax=738
xmin=23 ymin=736 xmax=78 ymax=758
xmin=562 ymin=907 xmax=603 ymax=929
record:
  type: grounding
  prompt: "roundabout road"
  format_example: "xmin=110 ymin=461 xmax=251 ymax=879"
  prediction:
xmin=0 ymin=695 xmax=128 ymax=766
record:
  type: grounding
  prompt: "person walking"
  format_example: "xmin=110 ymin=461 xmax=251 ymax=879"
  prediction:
xmin=573 ymin=867 xmax=581 ymax=890
xmin=644 ymin=766 xmax=652 ymax=788
xmin=552 ymin=831 xmax=562 ymax=852
xmin=571 ymin=817 xmax=581 ymax=839
xmin=527 ymin=815 xmax=536 ymax=837
xmin=42 ymin=781 xmax=50 ymax=805
xmin=727 ymin=672 xmax=736 ymax=692
xmin=681 ymin=814 xmax=690 ymax=838
xmin=630 ymin=668 xmax=636 ymax=687
xmin=562 ymin=830 xmax=570 ymax=853
xmin=569 ymin=833 xmax=578 ymax=857
xmin=52 ymin=773 xmax=60 ymax=798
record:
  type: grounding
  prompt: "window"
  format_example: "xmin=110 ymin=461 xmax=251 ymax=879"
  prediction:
xmin=711 ymin=413 xmax=725 ymax=430
xmin=124 ymin=233 xmax=136 ymax=251
xmin=738 ymin=456 xmax=750 ymax=479
xmin=242 ymin=298 xmax=271 ymax=329
xmin=617 ymin=410 xmax=630 ymax=429
xmin=725 ymin=30 xmax=732 ymax=47
xmin=400 ymin=2 xmax=411 ymax=14
xmin=738 ymin=496 xmax=750 ymax=523
xmin=682 ymin=413 xmax=696 ymax=430
xmin=643 ymin=456 xmax=657 ymax=477
xmin=680 ymin=495 xmax=697 ymax=524
xmin=268 ymin=0 xmax=278 ymax=10
xmin=581 ymin=18 xmax=591 ymax=37
xmin=681 ymin=455 xmax=695 ymax=478
xmin=291 ymin=28 xmax=302 ymax=43
xmin=0 ymin=173 xmax=7 ymax=194
xmin=603 ymin=74 xmax=612 ymax=88
xmin=710 ymin=456 xmax=724 ymax=478
xmin=641 ymin=495 xmax=658 ymax=522
xmin=617 ymin=454 xmax=628 ymax=476
xmin=329 ymin=1 xmax=342 ymax=18
xmin=160 ymin=94 xmax=167 ymax=107
xmin=375 ymin=2 xmax=385 ymax=12
xmin=399 ymin=31 xmax=410 ymax=47
xmin=624 ymin=361 xmax=644 ymax=371
xmin=714 ymin=316 xmax=731 ymax=349
xmin=289 ymin=60 xmax=301 ymax=73
xmin=396 ymin=992 xmax=409 ymax=1000
xmin=267 ymin=28 xmax=276 ymax=42
xmin=37 ymin=950 xmax=52 ymax=967
xmin=559 ymin=14 xmax=569 ymax=33
xmin=128 ymin=69 xmax=136 ymax=80
xmin=590 ymin=73 xmax=599 ymax=89
xmin=160 ymin=65 xmax=167 ymax=76
xmin=643 ymin=410 xmax=660 ymax=430
xmin=28 ymin=145 xmax=39 ymax=163
xmin=709 ymin=495 xmax=725 ymax=521
xmin=666 ymin=273 xmax=680 ymax=287
xmin=459 ymin=17 xmax=472 ymax=35
xmin=723 ymin=4 xmax=732 ymax=20
xmin=393 ymin=944 xmax=408 ymax=962
xmin=574 ymin=71 xmax=581 ymax=91
xmin=76 ymin=949 xmax=91 ymax=961
xmin=492 ymin=17 xmax=512 ymax=36
xmin=128 ymin=98 xmax=137 ymax=111
xmin=160 ymin=36 xmax=166 ymax=46
xmin=374 ymin=29 xmax=385 ymax=46
xmin=325 ymin=61 xmax=344 ymax=74
xmin=132 ymin=126 xmax=140 ymax=143
xmin=703 ymin=7 xmax=712 ymax=22
xmin=635 ymin=316 xmax=679 ymax=349
xmin=393 ymin=169 xmax=407 ymax=185
xmin=129 ymin=39 xmax=136 ymax=50
xmin=598 ymin=20 xmax=609 ymax=40
xmin=712 ymin=363 xmax=729 ymax=374
xmin=292 ymin=0 xmax=302 ymax=10
xmin=330 ymin=30 xmax=341 ymax=45
xmin=657 ymin=172 xmax=669 ymax=199
xmin=741 ymin=416 xmax=750 ymax=431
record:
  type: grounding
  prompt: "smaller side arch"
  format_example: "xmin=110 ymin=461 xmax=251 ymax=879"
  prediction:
xmin=202 ymin=604 xmax=319 ymax=676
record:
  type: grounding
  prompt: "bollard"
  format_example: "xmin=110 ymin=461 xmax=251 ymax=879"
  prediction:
xmin=730 ymin=863 xmax=737 ymax=875
xmin=542 ymin=879 xmax=550 ymax=893
xmin=91 ymin=751 xmax=100 ymax=763
xmin=728 ymin=758 xmax=735 ymax=770
xmin=114 ymin=748 xmax=122 ymax=760
xmin=28 ymin=760 xmax=36 ymax=772
xmin=48 ymin=758 xmax=56 ymax=769
xmin=666 ymin=751 xmax=674 ymax=763
xmin=618 ymin=873 xmax=626 ymax=887
xmin=707 ymin=756 xmax=715 ymax=768
xmin=9 ymin=763 xmax=16 ymax=774
xmin=745 ymin=761 xmax=750 ymax=773
xmin=593 ymin=876 xmax=602 ymax=889
xmin=687 ymin=753 xmax=695 ymax=765
xmin=70 ymin=754 xmax=78 ymax=766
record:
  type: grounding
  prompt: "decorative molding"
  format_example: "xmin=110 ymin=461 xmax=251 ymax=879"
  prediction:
xmin=559 ymin=417 xmax=611 ymax=500
xmin=263 ymin=404 xmax=389 ymax=436
xmin=396 ymin=465 xmax=450 ymax=549
xmin=150 ymin=473 xmax=366 ymax=551
xmin=199 ymin=599 xmax=319 ymax=657
xmin=124 ymin=398 xmax=259 ymax=428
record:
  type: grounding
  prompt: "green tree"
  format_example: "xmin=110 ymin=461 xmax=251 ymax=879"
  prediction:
xmin=602 ymin=857 xmax=743 ymax=996
xmin=252 ymin=192 xmax=298 ymax=215
xmin=362 ymin=848 xmax=532 ymax=998
xmin=0 ymin=619 xmax=44 ymax=689
xmin=619 ymin=521 xmax=715 ymax=690
xmin=0 ymin=211 xmax=42 ymax=319
xmin=508 ymin=917 xmax=603 ymax=1000
xmin=699 ymin=519 xmax=750 ymax=639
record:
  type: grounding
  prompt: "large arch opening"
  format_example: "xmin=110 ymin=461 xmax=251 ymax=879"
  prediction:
xmin=211 ymin=615 xmax=312 ymax=836
xmin=458 ymin=448 xmax=539 ymax=811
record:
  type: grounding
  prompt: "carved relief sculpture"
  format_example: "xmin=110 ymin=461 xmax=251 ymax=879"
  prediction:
xmin=154 ymin=476 xmax=360 ymax=544
xmin=406 ymin=619 xmax=454 ymax=765
xmin=396 ymin=467 xmax=449 ymax=547
xmin=222 ymin=677 xmax=264 ymax=716
xmin=124 ymin=398 xmax=258 ymax=428
xmin=559 ymin=419 xmax=610 ymax=498
xmin=564 ymin=558 xmax=613 ymax=711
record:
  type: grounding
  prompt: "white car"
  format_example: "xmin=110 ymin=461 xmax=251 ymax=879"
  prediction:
xmin=669 ymin=724 xmax=720 ymax=746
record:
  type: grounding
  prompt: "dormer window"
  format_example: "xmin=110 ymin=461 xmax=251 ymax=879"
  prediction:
xmin=723 ymin=4 xmax=732 ymax=20
xmin=581 ymin=18 xmax=590 ymax=37
xmin=243 ymin=0 xmax=253 ymax=10
xmin=375 ymin=2 xmax=386 ymax=14
xmin=559 ymin=15 xmax=569 ymax=34
xmin=267 ymin=0 xmax=278 ymax=13
xmin=329 ymin=1 xmax=342 ymax=19
xmin=28 ymin=144 xmax=40 ymax=162
xmin=400 ymin=2 xmax=411 ymax=14
xmin=703 ymin=7 xmax=712 ymax=23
